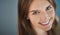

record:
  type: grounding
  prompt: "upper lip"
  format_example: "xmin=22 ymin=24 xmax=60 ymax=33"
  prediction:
xmin=39 ymin=19 xmax=50 ymax=25
xmin=42 ymin=20 xmax=49 ymax=24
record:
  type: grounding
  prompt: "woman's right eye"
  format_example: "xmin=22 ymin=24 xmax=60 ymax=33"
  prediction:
xmin=32 ymin=11 xmax=40 ymax=15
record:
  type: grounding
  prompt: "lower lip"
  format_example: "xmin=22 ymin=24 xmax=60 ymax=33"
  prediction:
xmin=39 ymin=21 xmax=50 ymax=26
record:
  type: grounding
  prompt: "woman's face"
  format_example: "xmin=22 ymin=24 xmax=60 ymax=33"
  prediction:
xmin=28 ymin=0 xmax=55 ymax=31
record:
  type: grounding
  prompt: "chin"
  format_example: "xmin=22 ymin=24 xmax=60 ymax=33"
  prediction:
xmin=44 ymin=19 xmax=54 ymax=31
xmin=43 ymin=25 xmax=52 ymax=31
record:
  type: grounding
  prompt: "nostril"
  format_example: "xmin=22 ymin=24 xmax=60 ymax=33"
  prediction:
xmin=39 ymin=19 xmax=49 ymax=24
xmin=39 ymin=17 xmax=49 ymax=23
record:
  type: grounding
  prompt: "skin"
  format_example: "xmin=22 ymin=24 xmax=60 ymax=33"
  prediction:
xmin=27 ymin=0 xmax=55 ymax=35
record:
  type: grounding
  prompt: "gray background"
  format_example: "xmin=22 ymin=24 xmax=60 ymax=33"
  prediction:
xmin=0 ymin=0 xmax=60 ymax=35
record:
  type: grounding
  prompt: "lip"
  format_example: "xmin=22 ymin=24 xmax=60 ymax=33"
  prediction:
xmin=39 ymin=20 xmax=50 ymax=26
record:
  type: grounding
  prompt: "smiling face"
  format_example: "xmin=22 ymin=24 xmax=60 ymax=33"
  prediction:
xmin=27 ymin=0 xmax=55 ymax=31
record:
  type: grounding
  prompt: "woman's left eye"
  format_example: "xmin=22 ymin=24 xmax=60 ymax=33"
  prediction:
xmin=46 ymin=5 xmax=52 ymax=11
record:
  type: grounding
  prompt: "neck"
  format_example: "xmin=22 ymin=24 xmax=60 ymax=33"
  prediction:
xmin=33 ymin=27 xmax=48 ymax=35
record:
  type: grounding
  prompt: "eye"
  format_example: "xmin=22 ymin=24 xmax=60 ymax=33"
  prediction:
xmin=46 ymin=5 xmax=52 ymax=11
xmin=32 ymin=10 xmax=40 ymax=15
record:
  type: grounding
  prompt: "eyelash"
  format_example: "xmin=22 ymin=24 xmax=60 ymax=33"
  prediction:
xmin=32 ymin=11 xmax=40 ymax=15
xmin=46 ymin=6 xmax=52 ymax=11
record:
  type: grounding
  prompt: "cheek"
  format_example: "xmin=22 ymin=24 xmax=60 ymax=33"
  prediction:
xmin=47 ymin=10 xmax=55 ymax=25
xmin=47 ymin=10 xmax=55 ymax=18
xmin=28 ymin=15 xmax=40 ymax=24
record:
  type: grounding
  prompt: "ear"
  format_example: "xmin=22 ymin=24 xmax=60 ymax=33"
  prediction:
xmin=26 ymin=16 xmax=30 ymax=20
xmin=27 ymin=18 xmax=29 ymax=20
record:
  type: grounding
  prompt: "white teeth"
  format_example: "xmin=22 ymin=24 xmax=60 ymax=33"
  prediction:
xmin=42 ymin=20 xmax=49 ymax=24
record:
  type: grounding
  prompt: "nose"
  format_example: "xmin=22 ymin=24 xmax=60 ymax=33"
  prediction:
xmin=40 ymin=11 xmax=50 ymax=23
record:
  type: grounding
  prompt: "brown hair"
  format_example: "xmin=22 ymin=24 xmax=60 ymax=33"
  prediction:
xmin=18 ymin=0 xmax=59 ymax=35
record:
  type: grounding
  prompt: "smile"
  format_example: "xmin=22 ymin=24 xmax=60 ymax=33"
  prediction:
xmin=39 ymin=20 xmax=50 ymax=26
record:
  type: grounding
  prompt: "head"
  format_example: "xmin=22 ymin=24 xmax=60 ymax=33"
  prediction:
xmin=18 ymin=0 xmax=58 ymax=35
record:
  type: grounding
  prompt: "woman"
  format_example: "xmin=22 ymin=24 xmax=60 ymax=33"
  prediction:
xmin=18 ymin=0 xmax=60 ymax=35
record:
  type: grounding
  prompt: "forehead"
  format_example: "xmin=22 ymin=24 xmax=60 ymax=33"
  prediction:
xmin=29 ymin=0 xmax=51 ymax=11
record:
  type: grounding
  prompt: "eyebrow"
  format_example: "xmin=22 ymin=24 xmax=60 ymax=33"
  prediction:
xmin=46 ymin=5 xmax=51 ymax=9
xmin=29 ymin=5 xmax=51 ymax=12
xmin=30 ymin=10 xmax=40 ymax=12
xmin=46 ymin=4 xmax=51 ymax=7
